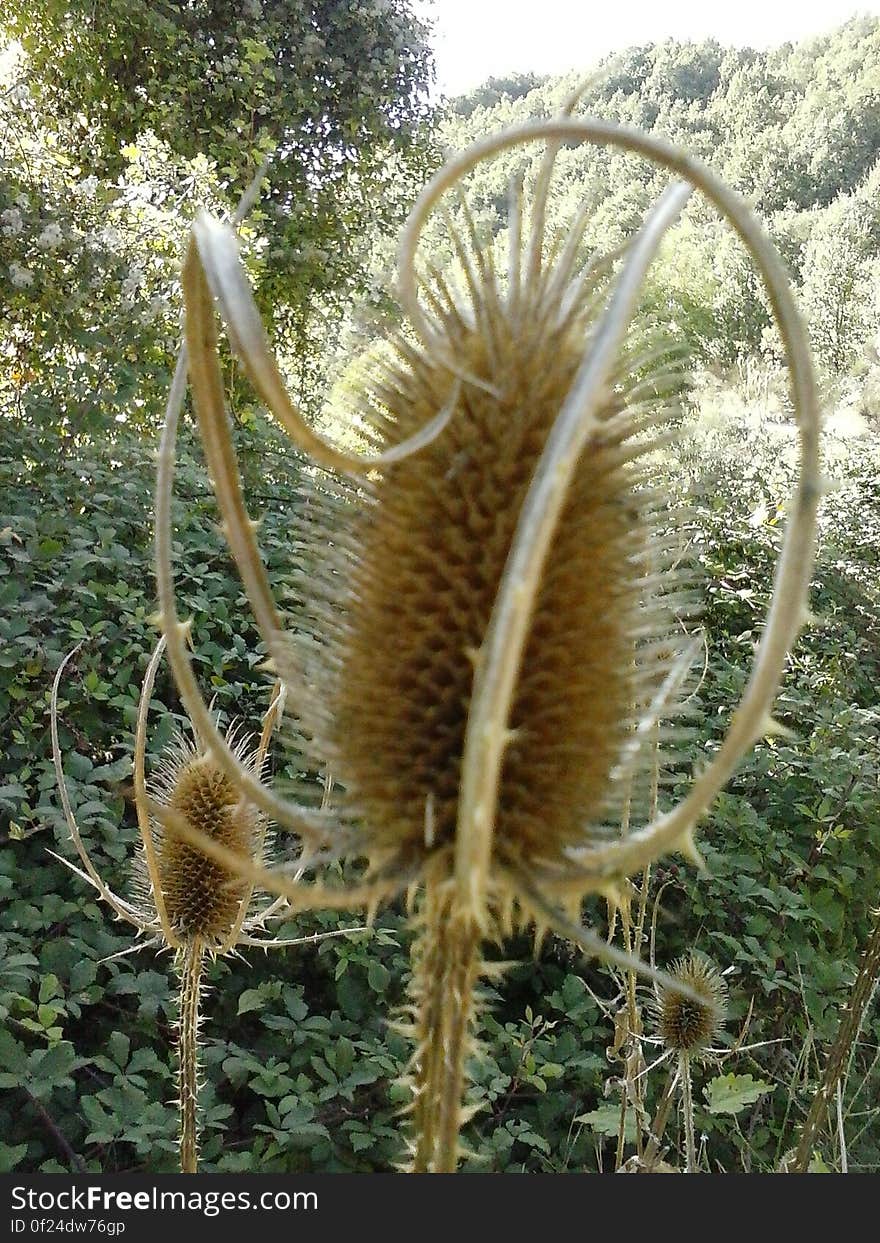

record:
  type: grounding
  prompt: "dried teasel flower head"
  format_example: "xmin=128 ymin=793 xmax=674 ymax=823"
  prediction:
xmin=653 ymin=951 xmax=728 ymax=1056
xmin=50 ymin=636 xmax=292 ymax=958
xmin=287 ymin=217 xmax=690 ymax=896
xmin=154 ymin=100 xmax=822 ymax=1170
xmin=159 ymin=120 xmax=820 ymax=921
xmin=52 ymin=638 xmax=367 ymax=962
xmin=142 ymin=724 xmax=267 ymax=948
xmin=51 ymin=639 xmax=366 ymax=1173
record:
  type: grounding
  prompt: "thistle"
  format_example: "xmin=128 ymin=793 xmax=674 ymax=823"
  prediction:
xmin=151 ymin=98 xmax=821 ymax=1170
xmin=147 ymin=725 xmax=263 ymax=946
xmin=654 ymin=951 xmax=728 ymax=1057
xmin=51 ymin=638 xmax=364 ymax=1172
xmin=649 ymin=951 xmax=728 ymax=1173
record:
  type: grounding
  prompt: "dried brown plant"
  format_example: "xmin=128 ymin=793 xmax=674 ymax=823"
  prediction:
xmin=51 ymin=639 xmax=364 ymax=1171
xmin=150 ymin=98 xmax=821 ymax=1170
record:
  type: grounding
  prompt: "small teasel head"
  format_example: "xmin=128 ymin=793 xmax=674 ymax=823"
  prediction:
xmin=653 ymin=951 xmax=727 ymax=1056
xmin=52 ymin=642 xmax=366 ymax=1174
xmin=142 ymin=724 xmax=266 ymax=948
xmin=51 ymin=636 xmax=299 ymax=959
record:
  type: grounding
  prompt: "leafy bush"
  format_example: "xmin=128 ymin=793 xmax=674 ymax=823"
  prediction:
xmin=2 ymin=371 xmax=879 ymax=1172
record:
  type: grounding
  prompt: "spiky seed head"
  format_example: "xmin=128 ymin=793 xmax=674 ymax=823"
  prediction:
xmin=653 ymin=951 xmax=727 ymax=1055
xmin=289 ymin=184 xmax=691 ymax=895
xmin=145 ymin=729 xmax=262 ymax=945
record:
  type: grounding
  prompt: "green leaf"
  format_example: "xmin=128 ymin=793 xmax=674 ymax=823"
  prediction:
xmin=0 ymin=1142 xmax=29 ymax=1172
xmin=335 ymin=1036 xmax=355 ymax=1077
xmin=37 ymin=1004 xmax=61 ymax=1028
xmin=28 ymin=1042 xmax=77 ymax=1094
xmin=336 ymin=971 xmax=366 ymax=1022
xmin=703 ymin=1073 xmax=772 ymax=1116
xmin=575 ymin=1105 xmax=638 ymax=1142
xmin=238 ymin=988 xmax=264 ymax=1016
xmin=0 ymin=1030 xmax=27 ymax=1077
xmin=366 ymin=960 xmax=390 ymax=993
xmin=283 ymin=989 xmax=308 ymax=1022
xmin=65 ymin=752 xmax=93 ymax=780
xmin=38 ymin=973 xmax=60 ymax=1004
xmin=70 ymin=959 xmax=97 ymax=992
xmin=108 ymin=1031 xmax=130 ymax=1069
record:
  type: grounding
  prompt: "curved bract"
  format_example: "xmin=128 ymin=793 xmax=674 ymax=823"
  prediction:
xmin=154 ymin=103 xmax=821 ymax=1171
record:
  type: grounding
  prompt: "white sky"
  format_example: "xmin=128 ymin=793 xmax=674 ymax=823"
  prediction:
xmin=414 ymin=2 xmax=880 ymax=96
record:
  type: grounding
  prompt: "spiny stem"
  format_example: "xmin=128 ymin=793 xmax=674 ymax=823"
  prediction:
xmin=837 ymin=1079 xmax=848 ymax=1174
xmin=409 ymin=870 xmax=482 ymax=1173
xmin=792 ymin=906 xmax=880 ymax=1172
xmin=680 ymin=1051 xmax=696 ymax=1173
xmin=616 ymin=742 xmax=658 ymax=1170
xmin=178 ymin=937 xmax=205 ymax=1174
xmin=133 ymin=635 xmax=178 ymax=948
xmin=614 ymin=886 xmax=640 ymax=1171
xmin=615 ymin=1088 xmax=629 ymax=1172
xmin=642 ymin=1061 xmax=678 ymax=1170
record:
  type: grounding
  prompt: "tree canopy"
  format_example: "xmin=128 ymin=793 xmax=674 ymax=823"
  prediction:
xmin=433 ymin=17 xmax=880 ymax=368
xmin=1 ymin=1 xmax=434 ymax=440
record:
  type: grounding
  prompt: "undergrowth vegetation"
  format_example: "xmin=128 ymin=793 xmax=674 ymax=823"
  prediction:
xmin=2 ymin=368 xmax=878 ymax=1172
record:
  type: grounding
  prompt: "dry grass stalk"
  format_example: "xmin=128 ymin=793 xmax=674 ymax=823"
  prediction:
xmin=790 ymin=904 xmax=880 ymax=1171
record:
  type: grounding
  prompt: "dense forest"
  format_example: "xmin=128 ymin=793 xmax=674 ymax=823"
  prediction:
xmin=1 ymin=6 xmax=879 ymax=1175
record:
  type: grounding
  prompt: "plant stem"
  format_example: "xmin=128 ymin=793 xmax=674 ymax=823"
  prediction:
xmin=836 ymin=1079 xmax=848 ymax=1174
xmin=792 ymin=906 xmax=880 ymax=1172
xmin=409 ymin=866 xmax=482 ymax=1173
xmin=22 ymin=1087 xmax=87 ymax=1173
xmin=178 ymin=937 xmax=204 ymax=1175
xmin=680 ymin=1051 xmax=697 ymax=1173
xmin=642 ymin=1062 xmax=678 ymax=1171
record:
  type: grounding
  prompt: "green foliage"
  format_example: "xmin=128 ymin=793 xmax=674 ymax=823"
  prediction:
xmin=1 ymin=3 xmax=435 ymax=440
xmin=431 ymin=19 xmax=880 ymax=371
xmin=7 ymin=1 xmax=433 ymax=302
xmin=653 ymin=390 xmax=880 ymax=1171
xmin=449 ymin=72 xmax=550 ymax=115
xmin=703 ymin=1074 xmax=772 ymax=1116
xmin=3 ymin=344 xmax=880 ymax=1180
xmin=0 ymin=420 xmax=611 ymax=1172
xmin=799 ymin=173 xmax=880 ymax=370
xmin=3 ymin=385 xmax=878 ymax=1171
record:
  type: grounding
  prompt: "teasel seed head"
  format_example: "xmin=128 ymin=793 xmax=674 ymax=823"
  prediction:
xmin=654 ymin=951 xmax=727 ymax=1055
xmin=153 ymin=109 xmax=821 ymax=1176
xmin=143 ymin=726 xmax=265 ymax=947
xmin=163 ymin=108 xmax=821 ymax=925
xmin=287 ymin=203 xmax=691 ymax=898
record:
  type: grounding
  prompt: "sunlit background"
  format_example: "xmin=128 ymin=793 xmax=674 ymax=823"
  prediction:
xmin=415 ymin=1 xmax=880 ymax=95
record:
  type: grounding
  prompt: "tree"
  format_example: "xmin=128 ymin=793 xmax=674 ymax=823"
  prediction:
xmin=800 ymin=193 xmax=880 ymax=371
xmin=1 ymin=4 xmax=436 ymax=435
xmin=5 ymin=2 xmax=435 ymax=350
xmin=0 ymin=51 xmax=229 ymax=441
